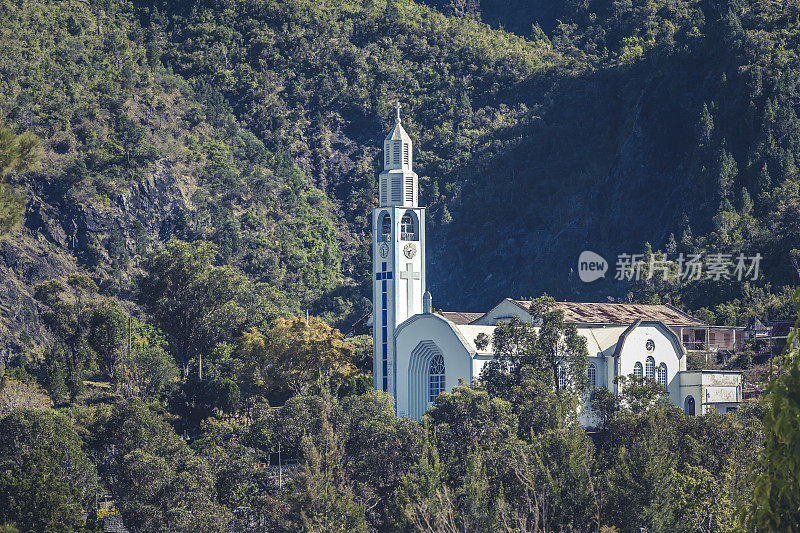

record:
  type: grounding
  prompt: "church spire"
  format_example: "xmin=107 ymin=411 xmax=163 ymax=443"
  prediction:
xmin=380 ymin=101 xmax=416 ymax=206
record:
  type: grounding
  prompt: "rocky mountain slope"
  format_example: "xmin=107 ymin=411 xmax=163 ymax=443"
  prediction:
xmin=1 ymin=0 xmax=799 ymax=356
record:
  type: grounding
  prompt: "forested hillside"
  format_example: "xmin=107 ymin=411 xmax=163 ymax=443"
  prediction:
xmin=1 ymin=1 xmax=800 ymax=531
xmin=1 ymin=0 xmax=799 ymax=358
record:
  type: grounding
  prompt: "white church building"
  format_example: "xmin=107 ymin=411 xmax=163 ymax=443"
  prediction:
xmin=371 ymin=106 xmax=742 ymax=428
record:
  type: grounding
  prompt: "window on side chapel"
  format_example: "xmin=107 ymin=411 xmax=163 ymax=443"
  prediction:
xmin=685 ymin=396 xmax=696 ymax=416
xmin=658 ymin=363 xmax=667 ymax=388
xmin=587 ymin=364 xmax=596 ymax=390
xmin=558 ymin=364 xmax=567 ymax=389
xmin=429 ymin=353 xmax=445 ymax=403
xmin=645 ymin=356 xmax=655 ymax=379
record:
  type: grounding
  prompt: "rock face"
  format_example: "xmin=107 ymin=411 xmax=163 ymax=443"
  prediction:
xmin=0 ymin=160 xmax=192 ymax=357
xmin=425 ymin=72 xmax=714 ymax=312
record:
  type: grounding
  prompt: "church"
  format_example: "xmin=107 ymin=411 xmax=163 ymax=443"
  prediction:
xmin=372 ymin=106 xmax=743 ymax=428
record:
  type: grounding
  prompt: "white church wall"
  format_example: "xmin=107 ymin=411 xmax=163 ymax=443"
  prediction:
xmin=616 ymin=323 xmax=684 ymax=406
xmin=581 ymin=355 xmax=606 ymax=429
xmin=395 ymin=314 xmax=474 ymax=419
xmin=472 ymin=355 xmax=493 ymax=382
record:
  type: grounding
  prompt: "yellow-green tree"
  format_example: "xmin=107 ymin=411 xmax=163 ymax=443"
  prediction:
xmin=238 ymin=317 xmax=357 ymax=396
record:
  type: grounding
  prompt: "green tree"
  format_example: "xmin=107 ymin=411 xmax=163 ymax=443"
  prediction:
xmin=139 ymin=239 xmax=275 ymax=378
xmin=0 ymin=120 xmax=39 ymax=234
xmin=0 ymin=410 xmax=98 ymax=532
xmin=670 ymin=464 xmax=734 ymax=533
xmin=615 ymin=374 xmax=668 ymax=415
xmin=503 ymin=427 xmax=599 ymax=532
xmin=87 ymin=299 xmax=127 ymax=383
xmin=589 ymin=387 xmax=619 ymax=429
xmin=288 ymin=389 xmax=367 ymax=533
xmin=745 ymin=289 xmax=800 ymax=530
xmin=101 ymin=401 xmax=232 ymax=532
xmin=480 ymin=296 xmax=589 ymax=433
xmin=121 ymin=321 xmax=178 ymax=399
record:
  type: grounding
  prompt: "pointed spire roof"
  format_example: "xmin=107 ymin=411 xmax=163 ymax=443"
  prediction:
xmin=386 ymin=101 xmax=411 ymax=141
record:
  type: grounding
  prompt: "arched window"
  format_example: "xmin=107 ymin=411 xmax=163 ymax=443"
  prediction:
xmin=401 ymin=213 xmax=415 ymax=239
xmin=634 ymin=362 xmax=643 ymax=378
xmin=685 ymin=396 xmax=696 ymax=416
xmin=587 ymin=364 xmax=596 ymax=390
xmin=558 ymin=364 xmax=567 ymax=390
xmin=380 ymin=213 xmax=391 ymax=240
xmin=645 ymin=356 xmax=655 ymax=379
xmin=658 ymin=363 xmax=667 ymax=389
xmin=429 ymin=353 xmax=445 ymax=403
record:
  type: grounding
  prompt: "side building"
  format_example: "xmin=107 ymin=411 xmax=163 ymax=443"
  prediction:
xmin=394 ymin=299 xmax=743 ymax=427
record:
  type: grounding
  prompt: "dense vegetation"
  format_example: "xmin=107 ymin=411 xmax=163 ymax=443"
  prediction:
xmin=1 ymin=0 xmax=799 ymax=352
xmin=1 ymin=0 xmax=800 ymax=530
xmin=3 ymin=293 xmax=797 ymax=532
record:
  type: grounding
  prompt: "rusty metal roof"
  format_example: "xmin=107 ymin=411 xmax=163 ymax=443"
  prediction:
xmin=436 ymin=311 xmax=486 ymax=325
xmin=514 ymin=300 xmax=707 ymax=327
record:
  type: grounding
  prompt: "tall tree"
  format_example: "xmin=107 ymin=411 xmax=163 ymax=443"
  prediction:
xmin=745 ymin=289 xmax=800 ymax=530
xmin=0 ymin=410 xmax=98 ymax=532
xmin=101 ymin=401 xmax=232 ymax=532
xmin=288 ymin=389 xmax=367 ymax=532
xmin=480 ymin=296 xmax=589 ymax=432
xmin=0 ymin=120 xmax=39 ymax=234
xmin=139 ymin=239 xmax=276 ymax=378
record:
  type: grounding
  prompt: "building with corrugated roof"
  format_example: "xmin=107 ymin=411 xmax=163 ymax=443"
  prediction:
xmin=370 ymin=110 xmax=743 ymax=428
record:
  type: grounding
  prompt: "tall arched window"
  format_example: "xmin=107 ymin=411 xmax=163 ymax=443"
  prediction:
xmin=634 ymin=362 xmax=643 ymax=378
xmin=645 ymin=356 xmax=655 ymax=379
xmin=587 ymin=364 xmax=596 ymax=390
xmin=401 ymin=213 xmax=415 ymax=240
xmin=685 ymin=396 xmax=696 ymax=416
xmin=429 ymin=353 xmax=445 ymax=403
xmin=658 ymin=363 xmax=667 ymax=389
xmin=380 ymin=212 xmax=391 ymax=240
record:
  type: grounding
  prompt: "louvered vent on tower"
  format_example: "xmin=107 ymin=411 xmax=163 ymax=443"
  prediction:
xmin=391 ymin=177 xmax=402 ymax=202
xmin=393 ymin=142 xmax=400 ymax=165
xmin=380 ymin=176 xmax=388 ymax=204
xmin=403 ymin=143 xmax=409 ymax=166
xmin=405 ymin=176 xmax=413 ymax=203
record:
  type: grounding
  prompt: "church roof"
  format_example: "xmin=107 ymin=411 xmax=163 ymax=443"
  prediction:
xmin=386 ymin=122 xmax=411 ymax=141
xmin=452 ymin=324 xmax=498 ymax=355
xmin=585 ymin=326 xmax=629 ymax=356
xmin=513 ymin=300 xmax=706 ymax=327
xmin=436 ymin=311 xmax=485 ymax=325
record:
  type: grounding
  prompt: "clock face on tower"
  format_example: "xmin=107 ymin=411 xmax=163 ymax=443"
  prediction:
xmin=379 ymin=242 xmax=390 ymax=258
xmin=403 ymin=243 xmax=417 ymax=259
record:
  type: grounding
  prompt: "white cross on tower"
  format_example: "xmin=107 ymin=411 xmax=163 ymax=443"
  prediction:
xmin=395 ymin=101 xmax=402 ymax=123
xmin=399 ymin=262 xmax=420 ymax=316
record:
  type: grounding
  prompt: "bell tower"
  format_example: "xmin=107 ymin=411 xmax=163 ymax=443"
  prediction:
xmin=373 ymin=103 xmax=426 ymax=397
